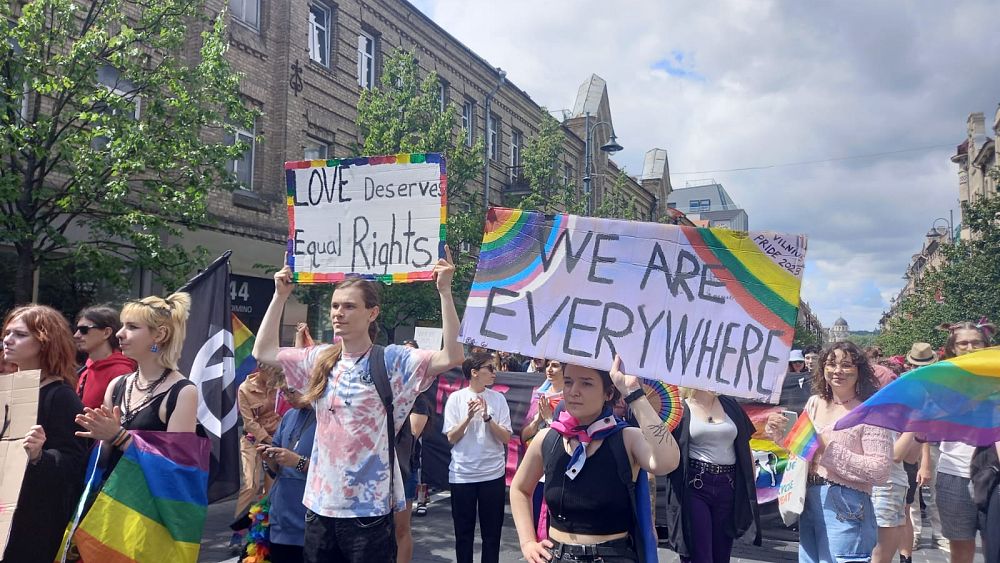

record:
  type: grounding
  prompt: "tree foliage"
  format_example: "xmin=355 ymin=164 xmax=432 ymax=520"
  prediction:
xmin=1 ymin=0 xmax=256 ymax=304
xmin=593 ymin=170 xmax=640 ymax=220
xmin=792 ymin=317 xmax=823 ymax=349
xmin=516 ymin=109 xmax=584 ymax=215
xmin=355 ymin=50 xmax=484 ymax=340
xmin=876 ymin=192 xmax=1000 ymax=355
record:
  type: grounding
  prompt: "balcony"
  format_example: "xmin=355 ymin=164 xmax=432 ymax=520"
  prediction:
xmin=504 ymin=164 xmax=530 ymax=196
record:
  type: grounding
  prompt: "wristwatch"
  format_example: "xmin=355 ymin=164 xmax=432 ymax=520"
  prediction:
xmin=624 ymin=388 xmax=646 ymax=404
xmin=483 ymin=414 xmax=493 ymax=423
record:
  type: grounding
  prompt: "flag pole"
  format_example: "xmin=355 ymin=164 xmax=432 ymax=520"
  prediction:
xmin=177 ymin=250 xmax=233 ymax=293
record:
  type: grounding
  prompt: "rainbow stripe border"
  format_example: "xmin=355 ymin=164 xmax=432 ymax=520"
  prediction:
xmin=284 ymin=153 xmax=447 ymax=284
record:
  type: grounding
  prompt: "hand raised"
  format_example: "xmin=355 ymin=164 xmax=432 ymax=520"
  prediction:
xmin=274 ymin=264 xmax=294 ymax=298
xmin=609 ymin=354 xmax=641 ymax=394
xmin=433 ymin=246 xmax=455 ymax=293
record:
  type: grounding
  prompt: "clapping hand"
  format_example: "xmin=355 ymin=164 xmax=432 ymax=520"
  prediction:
xmin=75 ymin=405 xmax=124 ymax=442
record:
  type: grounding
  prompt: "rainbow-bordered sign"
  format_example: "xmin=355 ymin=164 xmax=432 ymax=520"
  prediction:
xmin=284 ymin=153 xmax=447 ymax=284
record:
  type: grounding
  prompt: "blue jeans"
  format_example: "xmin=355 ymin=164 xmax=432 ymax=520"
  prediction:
xmin=798 ymin=483 xmax=876 ymax=563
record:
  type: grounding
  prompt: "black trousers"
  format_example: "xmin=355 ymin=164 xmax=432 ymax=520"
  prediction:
xmin=450 ymin=476 xmax=506 ymax=563
xmin=302 ymin=509 xmax=395 ymax=563
xmin=270 ymin=542 xmax=305 ymax=563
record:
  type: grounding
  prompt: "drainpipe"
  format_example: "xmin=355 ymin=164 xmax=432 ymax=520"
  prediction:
xmin=483 ymin=68 xmax=506 ymax=211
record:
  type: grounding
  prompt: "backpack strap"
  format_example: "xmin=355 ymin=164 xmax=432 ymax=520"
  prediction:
xmin=368 ymin=345 xmax=396 ymax=513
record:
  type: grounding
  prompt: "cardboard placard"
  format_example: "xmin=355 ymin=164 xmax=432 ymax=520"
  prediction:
xmin=284 ymin=153 xmax=447 ymax=284
xmin=0 ymin=370 xmax=40 ymax=555
xmin=413 ymin=326 xmax=443 ymax=351
xmin=459 ymin=208 xmax=807 ymax=403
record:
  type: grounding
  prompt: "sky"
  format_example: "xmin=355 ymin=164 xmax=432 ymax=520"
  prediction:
xmin=408 ymin=0 xmax=1000 ymax=331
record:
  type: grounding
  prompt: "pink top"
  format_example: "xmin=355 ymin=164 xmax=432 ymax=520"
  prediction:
xmin=805 ymin=395 xmax=892 ymax=494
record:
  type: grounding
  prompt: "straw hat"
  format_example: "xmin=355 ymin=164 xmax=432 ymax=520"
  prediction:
xmin=905 ymin=342 xmax=938 ymax=366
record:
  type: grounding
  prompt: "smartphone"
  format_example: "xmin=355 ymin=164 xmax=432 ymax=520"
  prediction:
xmin=780 ymin=410 xmax=799 ymax=436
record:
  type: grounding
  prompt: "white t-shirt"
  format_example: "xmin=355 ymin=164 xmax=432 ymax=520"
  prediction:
xmin=884 ymin=432 xmax=908 ymax=487
xmin=443 ymin=387 xmax=512 ymax=484
xmin=938 ymin=441 xmax=975 ymax=478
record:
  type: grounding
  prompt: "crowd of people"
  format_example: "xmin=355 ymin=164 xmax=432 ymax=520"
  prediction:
xmin=1 ymin=247 xmax=998 ymax=563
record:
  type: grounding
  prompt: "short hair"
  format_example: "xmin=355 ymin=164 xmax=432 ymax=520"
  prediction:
xmin=811 ymin=341 xmax=880 ymax=402
xmin=3 ymin=305 xmax=78 ymax=387
xmin=78 ymin=305 xmax=124 ymax=349
xmin=462 ymin=350 xmax=494 ymax=380
xmin=121 ymin=292 xmax=191 ymax=370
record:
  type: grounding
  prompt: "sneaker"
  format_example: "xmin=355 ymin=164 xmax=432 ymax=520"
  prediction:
xmin=414 ymin=504 xmax=428 ymax=517
xmin=935 ymin=538 xmax=950 ymax=552
xmin=228 ymin=532 xmax=244 ymax=556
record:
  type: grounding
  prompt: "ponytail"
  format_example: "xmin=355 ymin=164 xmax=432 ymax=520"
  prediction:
xmin=121 ymin=291 xmax=191 ymax=370
xmin=303 ymin=342 xmax=343 ymax=403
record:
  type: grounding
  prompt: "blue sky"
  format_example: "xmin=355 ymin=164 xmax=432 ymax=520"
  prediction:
xmin=408 ymin=0 xmax=1000 ymax=331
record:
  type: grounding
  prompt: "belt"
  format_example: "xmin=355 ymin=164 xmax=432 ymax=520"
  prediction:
xmin=807 ymin=473 xmax=831 ymax=486
xmin=550 ymin=538 xmax=635 ymax=561
xmin=690 ymin=458 xmax=736 ymax=474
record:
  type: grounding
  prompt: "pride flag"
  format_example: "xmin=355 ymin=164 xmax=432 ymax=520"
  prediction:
xmin=835 ymin=347 xmax=1000 ymax=446
xmin=71 ymin=431 xmax=211 ymax=563
xmin=232 ymin=312 xmax=256 ymax=384
xmin=783 ymin=414 xmax=820 ymax=461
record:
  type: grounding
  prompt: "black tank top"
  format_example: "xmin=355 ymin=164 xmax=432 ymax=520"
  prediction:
xmin=111 ymin=376 xmax=194 ymax=431
xmin=543 ymin=431 xmax=633 ymax=535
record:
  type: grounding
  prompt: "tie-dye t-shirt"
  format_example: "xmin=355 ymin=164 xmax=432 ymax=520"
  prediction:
xmin=277 ymin=344 xmax=433 ymax=517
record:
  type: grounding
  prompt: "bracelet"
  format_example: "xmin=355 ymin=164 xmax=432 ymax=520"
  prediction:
xmin=624 ymin=388 xmax=646 ymax=404
xmin=113 ymin=429 xmax=131 ymax=449
xmin=295 ymin=455 xmax=309 ymax=472
xmin=109 ymin=427 xmax=125 ymax=445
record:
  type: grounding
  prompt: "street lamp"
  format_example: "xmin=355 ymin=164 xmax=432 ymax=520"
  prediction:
xmin=582 ymin=111 xmax=622 ymax=215
xmin=483 ymin=67 xmax=507 ymax=211
xmin=926 ymin=212 xmax=954 ymax=242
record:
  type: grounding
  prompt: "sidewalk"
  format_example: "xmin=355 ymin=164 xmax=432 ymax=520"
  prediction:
xmin=198 ymin=491 xmax=971 ymax=562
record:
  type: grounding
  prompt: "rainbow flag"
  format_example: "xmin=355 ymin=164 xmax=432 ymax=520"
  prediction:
xmin=232 ymin=313 xmax=256 ymax=384
xmin=783 ymin=414 xmax=820 ymax=461
xmin=71 ymin=431 xmax=210 ymax=563
xmin=835 ymin=347 xmax=1000 ymax=446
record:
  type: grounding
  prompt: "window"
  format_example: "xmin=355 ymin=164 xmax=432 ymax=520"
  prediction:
xmin=510 ymin=129 xmax=522 ymax=178
xmin=308 ymin=3 xmax=331 ymax=67
xmin=230 ymin=0 xmax=259 ymax=30
xmin=488 ymin=113 xmax=500 ymax=161
xmin=357 ymin=31 xmax=376 ymax=89
xmin=438 ymin=80 xmax=448 ymax=112
xmin=226 ymin=126 xmax=256 ymax=190
xmin=563 ymin=163 xmax=574 ymax=187
xmin=461 ymin=100 xmax=474 ymax=146
xmin=689 ymin=198 xmax=711 ymax=212
xmin=667 ymin=202 xmax=677 ymax=209
xmin=93 ymin=64 xmax=140 ymax=149
xmin=304 ymin=136 xmax=333 ymax=160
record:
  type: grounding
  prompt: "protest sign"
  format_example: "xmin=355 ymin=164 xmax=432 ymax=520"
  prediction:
xmin=458 ymin=208 xmax=807 ymax=402
xmin=284 ymin=153 xmax=446 ymax=283
xmin=413 ymin=326 xmax=443 ymax=351
xmin=0 ymin=369 xmax=40 ymax=555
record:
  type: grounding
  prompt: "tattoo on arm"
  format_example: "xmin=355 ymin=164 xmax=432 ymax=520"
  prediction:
xmin=646 ymin=423 xmax=670 ymax=445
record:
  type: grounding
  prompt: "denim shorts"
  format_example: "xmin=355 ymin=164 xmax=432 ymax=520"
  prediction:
xmin=936 ymin=472 xmax=978 ymax=540
xmin=871 ymin=484 xmax=907 ymax=528
xmin=799 ymin=483 xmax=876 ymax=563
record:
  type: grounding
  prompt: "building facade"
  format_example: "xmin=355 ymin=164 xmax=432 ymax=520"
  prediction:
xmin=183 ymin=0 xmax=674 ymax=335
xmin=665 ymin=180 xmax=749 ymax=231
xmin=828 ymin=317 xmax=849 ymax=343
xmin=951 ymin=109 xmax=998 ymax=240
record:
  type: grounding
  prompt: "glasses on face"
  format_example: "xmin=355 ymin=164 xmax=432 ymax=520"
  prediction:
xmin=824 ymin=363 xmax=858 ymax=372
xmin=75 ymin=325 xmax=100 ymax=335
xmin=955 ymin=340 xmax=985 ymax=349
xmin=477 ymin=364 xmax=496 ymax=373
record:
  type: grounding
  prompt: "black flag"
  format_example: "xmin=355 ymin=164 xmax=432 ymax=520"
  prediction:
xmin=177 ymin=251 xmax=241 ymax=503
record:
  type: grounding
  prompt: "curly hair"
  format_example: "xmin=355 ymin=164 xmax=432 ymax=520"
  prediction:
xmin=811 ymin=341 xmax=880 ymax=402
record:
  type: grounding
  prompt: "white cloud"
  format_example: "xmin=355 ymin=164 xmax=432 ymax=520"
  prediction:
xmin=413 ymin=0 xmax=1000 ymax=329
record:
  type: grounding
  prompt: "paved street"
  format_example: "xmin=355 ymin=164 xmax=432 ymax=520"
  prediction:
xmin=198 ymin=491 xmax=973 ymax=563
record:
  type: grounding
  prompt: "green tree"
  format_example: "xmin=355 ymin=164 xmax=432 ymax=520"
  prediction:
xmin=593 ymin=170 xmax=640 ymax=220
xmin=355 ymin=50 xmax=484 ymax=341
xmin=876 ymin=192 xmax=1000 ymax=355
xmin=1 ymin=0 xmax=256 ymax=304
xmin=792 ymin=317 xmax=822 ymax=349
xmin=517 ymin=109 xmax=584 ymax=215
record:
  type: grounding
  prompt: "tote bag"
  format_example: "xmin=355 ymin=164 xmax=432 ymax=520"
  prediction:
xmin=778 ymin=453 xmax=809 ymax=526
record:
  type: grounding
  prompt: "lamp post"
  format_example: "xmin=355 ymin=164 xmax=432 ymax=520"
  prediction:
xmin=927 ymin=212 xmax=954 ymax=242
xmin=582 ymin=111 xmax=623 ymax=215
xmin=483 ymin=67 xmax=507 ymax=211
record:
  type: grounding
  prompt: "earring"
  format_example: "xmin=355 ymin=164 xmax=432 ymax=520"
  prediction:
xmin=150 ymin=343 xmax=160 ymax=353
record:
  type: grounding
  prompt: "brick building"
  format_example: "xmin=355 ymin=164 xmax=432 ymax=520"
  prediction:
xmin=182 ymin=0 xmax=674 ymax=334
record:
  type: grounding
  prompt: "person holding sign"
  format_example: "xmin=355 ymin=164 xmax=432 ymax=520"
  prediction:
xmin=510 ymin=356 xmax=680 ymax=563
xmin=2 ymin=305 xmax=87 ymax=563
xmin=252 ymin=248 xmax=465 ymax=563
xmin=765 ymin=342 xmax=891 ymax=563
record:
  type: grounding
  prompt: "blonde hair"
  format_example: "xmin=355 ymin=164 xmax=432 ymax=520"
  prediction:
xmin=121 ymin=292 xmax=191 ymax=369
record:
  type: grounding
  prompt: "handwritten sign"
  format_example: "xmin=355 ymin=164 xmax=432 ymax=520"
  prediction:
xmin=458 ymin=208 xmax=807 ymax=403
xmin=285 ymin=153 xmax=446 ymax=283
xmin=0 ymin=370 xmax=40 ymax=554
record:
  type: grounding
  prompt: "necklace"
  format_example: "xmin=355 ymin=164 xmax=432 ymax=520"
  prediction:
xmin=692 ymin=395 xmax=720 ymax=423
xmin=832 ymin=395 xmax=857 ymax=406
xmin=327 ymin=346 xmax=373 ymax=415
xmin=121 ymin=368 xmax=171 ymax=426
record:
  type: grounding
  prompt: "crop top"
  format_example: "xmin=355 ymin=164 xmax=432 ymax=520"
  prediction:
xmin=542 ymin=431 xmax=632 ymax=535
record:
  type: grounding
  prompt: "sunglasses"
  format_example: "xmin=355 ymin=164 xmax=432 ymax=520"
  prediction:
xmin=75 ymin=325 xmax=102 ymax=335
